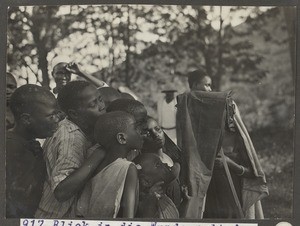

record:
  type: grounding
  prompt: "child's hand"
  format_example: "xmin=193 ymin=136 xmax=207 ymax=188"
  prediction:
xmin=66 ymin=62 xmax=81 ymax=75
xmin=214 ymin=156 xmax=224 ymax=169
xmin=181 ymin=185 xmax=191 ymax=200
xmin=215 ymin=156 xmax=235 ymax=169
xmin=149 ymin=181 xmax=164 ymax=197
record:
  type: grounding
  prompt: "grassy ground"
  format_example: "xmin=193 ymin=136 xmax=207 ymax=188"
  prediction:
xmin=250 ymin=127 xmax=294 ymax=219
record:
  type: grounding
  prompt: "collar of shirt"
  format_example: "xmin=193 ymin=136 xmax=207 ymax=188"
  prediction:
xmin=59 ymin=118 xmax=92 ymax=142
xmin=7 ymin=131 xmax=43 ymax=157
xmin=60 ymin=118 xmax=82 ymax=133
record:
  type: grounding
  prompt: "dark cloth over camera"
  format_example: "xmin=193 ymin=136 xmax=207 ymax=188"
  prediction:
xmin=176 ymin=91 xmax=268 ymax=219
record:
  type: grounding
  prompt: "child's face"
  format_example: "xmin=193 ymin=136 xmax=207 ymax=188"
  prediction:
xmin=165 ymin=92 xmax=175 ymax=103
xmin=29 ymin=97 xmax=60 ymax=139
xmin=76 ymin=85 xmax=106 ymax=128
xmin=143 ymin=118 xmax=165 ymax=151
xmin=125 ymin=117 xmax=144 ymax=150
xmin=133 ymin=107 xmax=148 ymax=137
xmin=52 ymin=65 xmax=71 ymax=88
xmin=140 ymin=154 xmax=175 ymax=186
xmin=6 ymin=75 xmax=17 ymax=103
xmin=194 ymin=76 xmax=212 ymax=92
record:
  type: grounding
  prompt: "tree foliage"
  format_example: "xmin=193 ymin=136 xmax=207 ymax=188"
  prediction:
xmin=7 ymin=5 xmax=294 ymax=130
xmin=8 ymin=6 xmax=90 ymax=88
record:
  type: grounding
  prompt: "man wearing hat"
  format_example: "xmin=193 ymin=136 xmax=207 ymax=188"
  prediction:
xmin=157 ymin=85 xmax=177 ymax=144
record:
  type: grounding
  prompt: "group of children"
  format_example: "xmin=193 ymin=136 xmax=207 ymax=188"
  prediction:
xmin=6 ymin=62 xmax=193 ymax=219
xmin=6 ymin=63 xmax=268 ymax=219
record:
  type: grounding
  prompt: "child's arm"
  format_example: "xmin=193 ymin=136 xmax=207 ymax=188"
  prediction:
xmin=215 ymin=155 xmax=254 ymax=178
xmin=54 ymin=148 xmax=105 ymax=202
xmin=178 ymin=185 xmax=191 ymax=218
xmin=121 ymin=164 xmax=139 ymax=218
xmin=66 ymin=62 xmax=107 ymax=88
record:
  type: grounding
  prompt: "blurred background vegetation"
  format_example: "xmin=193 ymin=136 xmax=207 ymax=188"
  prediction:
xmin=6 ymin=5 xmax=295 ymax=218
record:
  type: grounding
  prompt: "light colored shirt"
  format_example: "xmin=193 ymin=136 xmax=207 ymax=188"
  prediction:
xmin=35 ymin=118 xmax=94 ymax=218
xmin=157 ymin=96 xmax=177 ymax=144
xmin=77 ymin=158 xmax=135 ymax=218
xmin=158 ymin=98 xmax=177 ymax=129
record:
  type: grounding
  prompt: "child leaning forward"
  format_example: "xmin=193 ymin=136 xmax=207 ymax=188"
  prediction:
xmin=77 ymin=111 xmax=144 ymax=218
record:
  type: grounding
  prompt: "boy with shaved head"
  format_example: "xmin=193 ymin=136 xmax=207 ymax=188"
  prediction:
xmin=106 ymin=99 xmax=148 ymax=136
xmin=106 ymin=99 xmax=148 ymax=161
xmin=36 ymin=81 xmax=106 ymax=218
xmin=77 ymin=111 xmax=143 ymax=218
xmin=187 ymin=67 xmax=212 ymax=92
xmin=6 ymin=84 xmax=59 ymax=217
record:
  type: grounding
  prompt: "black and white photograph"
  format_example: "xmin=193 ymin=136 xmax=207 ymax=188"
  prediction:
xmin=3 ymin=3 xmax=297 ymax=225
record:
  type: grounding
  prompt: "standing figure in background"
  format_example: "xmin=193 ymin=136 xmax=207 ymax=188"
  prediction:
xmin=52 ymin=62 xmax=107 ymax=96
xmin=187 ymin=68 xmax=212 ymax=92
xmin=157 ymin=87 xmax=177 ymax=144
xmin=51 ymin=62 xmax=72 ymax=96
xmin=6 ymin=72 xmax=17 ymax=130
xmin=176 ymin=68 xmax=268 ymax=219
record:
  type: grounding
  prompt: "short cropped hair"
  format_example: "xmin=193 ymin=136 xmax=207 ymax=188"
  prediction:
xmin=98 ymin=87 xmax=121 ymax=105
xmin=187 ymin=67 xmax=208 ymax=89
xmin=120 ymin=92 xmax=135 ymax=100
xmin=94 ymin=111 xmax=135 ymax=148
xmin=106 ymin=99 xmax=146 ymax=119
xmin=7 ymin=72 xmax=17 ymax=83
xmin=10 ymin=84 xmax=55 ymax=120
xmin=52 ymin=62 xmax=68 ymax=74
xmin=57 ymin=80 xmax=92 ymax=113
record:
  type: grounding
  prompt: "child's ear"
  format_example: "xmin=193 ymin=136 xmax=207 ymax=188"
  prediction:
xmin=20 ymin=113 xmax=32 ymax=126
xmin=116 ymin=132 xmax=126 ymax=144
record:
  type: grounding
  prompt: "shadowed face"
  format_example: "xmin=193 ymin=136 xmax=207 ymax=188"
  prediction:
xmin=29 ymin=96 xmax=60 ymax=139
xmin=52 ymin=63 xmax=71 ymax=89
xmin=124 ymin=117 xmax=144 ymax=151
xmin=75 ymin=85 xmax=106 ymax=128
xmin=194 ymin=76 xmax=212 ymax=92
xmin=6 ymin=74 xmax=17 ymax=103
xmin=165 ymin=92 xmax=175 ymax=103
xmin=133 ymin=106 xmax=148 ymax=137
xmin=139 ymin=154 xmax=175 ymax=187
xmin=143 ymin=118 xmax=165 ymax=151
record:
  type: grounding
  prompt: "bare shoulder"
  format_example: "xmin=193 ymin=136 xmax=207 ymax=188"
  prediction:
xmin=127 ymin=163 xmax=138 ymax=178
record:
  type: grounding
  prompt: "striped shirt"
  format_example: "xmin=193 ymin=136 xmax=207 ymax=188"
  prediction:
xmin=35 ymin=118 xmax=94 ymax=218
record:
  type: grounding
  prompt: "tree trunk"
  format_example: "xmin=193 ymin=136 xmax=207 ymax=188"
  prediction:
xmin=214 ymin=6 xmax=224 ymax=91
xmin=38 ymin=45 xmax=50 ymax=89
xmin=203 ymin=48 xmax=213 ymax=79
xmin=125 ymin=5 xmax=131 ymax=88
xmin=283 ymin=7 xmax=296 ymax=78
xmin=31 ymin=6 xmax=50 ymax=89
